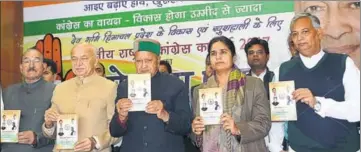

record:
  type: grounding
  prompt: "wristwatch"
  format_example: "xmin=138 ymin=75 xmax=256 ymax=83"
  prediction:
xmin=31 ymin=133 xmax=38 ymax=148
xmin=314 ymin=100 xmax=321 ymax=112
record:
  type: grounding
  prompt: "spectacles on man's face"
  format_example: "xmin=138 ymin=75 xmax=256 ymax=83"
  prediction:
xmin=22 ymin=58 xmax=42 ymax=66
xmin=247 ymin=50 xmax=265 ymax=56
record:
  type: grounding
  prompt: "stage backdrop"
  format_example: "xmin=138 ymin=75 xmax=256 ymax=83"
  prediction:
xmin=23 ymin=1 xmax=294 ymax=92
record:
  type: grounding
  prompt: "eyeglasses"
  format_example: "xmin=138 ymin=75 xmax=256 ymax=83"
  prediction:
xmin=22 ymin=58 xmax=42 ymax=65
xmin=248 ymin=50 xmax=265 ymax=55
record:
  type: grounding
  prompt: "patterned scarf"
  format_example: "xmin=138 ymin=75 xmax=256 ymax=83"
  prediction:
xmin=195 ymin=65 xmax=246 ymax=152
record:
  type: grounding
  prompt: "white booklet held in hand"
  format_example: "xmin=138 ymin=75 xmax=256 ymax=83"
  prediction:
xmin=128 ymin=74 xmax=151 ymax=111
xmin=56 ymin=114 xmax=78 ymax=150
xmin=199 ymin=88 xmax=223 ymax=125
xmin=1 ymin=110 xmax=21 ymax=143
xmin=269 ymin=81 xmax=297 ymax=121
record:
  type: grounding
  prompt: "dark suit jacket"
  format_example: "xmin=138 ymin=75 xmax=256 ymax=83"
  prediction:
xmin=1 ymin=79 xmax=55 ymax=152
xmin=109 ymin=72 xmax=192 ymax=152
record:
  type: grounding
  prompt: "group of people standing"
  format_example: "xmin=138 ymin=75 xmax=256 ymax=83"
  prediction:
xmin=0 ymin=12 xmax=359 ymax=152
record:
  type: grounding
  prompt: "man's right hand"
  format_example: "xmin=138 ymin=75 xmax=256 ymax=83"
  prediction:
xmin=192 ymin=116 xmax=205 ymax=135
xmin=44 ymin=108 xmax=59 ymax=128
xmin=116 ymin=98 xmax=133 ymax=121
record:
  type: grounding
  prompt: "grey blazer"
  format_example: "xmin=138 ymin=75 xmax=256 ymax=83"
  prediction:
xmin=192 ymin=76 xmax=271 ymax=152
xmin=2 ymin=79 xmax=55 ymax=152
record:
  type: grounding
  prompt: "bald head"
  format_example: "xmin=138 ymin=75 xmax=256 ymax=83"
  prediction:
xmin=20 ymin=48 xmax=45 ymax=83
xmin=70 ymin=43 xmax=98 ymax=78
xmin=71 ymin=43 xmax=97 ymax=58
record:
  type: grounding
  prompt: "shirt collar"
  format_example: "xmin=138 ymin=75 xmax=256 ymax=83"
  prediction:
xmin=299 ymin=49 xmax=325 ymax=68
xmin=22 ymin=78 xmax=44 ymax=89
xmin=251 ymin=68 xmax=267 ymax=77
xmin=75 ymin=74 xmax=98 ymax=85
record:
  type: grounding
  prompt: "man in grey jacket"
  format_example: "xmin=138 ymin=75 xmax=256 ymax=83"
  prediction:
xmin=1 ymin=48 xmax=55 ymax=152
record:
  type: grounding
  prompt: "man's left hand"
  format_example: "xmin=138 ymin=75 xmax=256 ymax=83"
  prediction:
xmin=74 ymin=137 xmax=96 ymax=152
xmin=293 ymin=88 xmax=316 ymax=108
xmin=18 ymin=131 xmax=36 ymax=145
xmin=146 ymin=100 xmax=169 ymax=122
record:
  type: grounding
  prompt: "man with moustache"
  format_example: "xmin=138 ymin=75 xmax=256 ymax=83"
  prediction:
xmin=275 ymin=13 xmax=360 ymax=152
xmin=294 ymin=1 xmax=360 ymax=69
xmin=245 ymin=37 xmax=274 ymax=98
xmin=43 ymin=43 xmax=118 ymax=152
xmin=109 ymin=38 xmax=192 ymax=152
xmin=2 ymin=48 xmax=55 ymax=152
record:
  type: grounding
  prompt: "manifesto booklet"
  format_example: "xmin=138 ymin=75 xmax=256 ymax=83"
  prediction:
xmin=1 ymin=110 xmax=21 ymax=143
xmin=128 ymin=74 xmax=151 ymax=111
xmin=269 ymin=81 xmax=297 ymax=121
xmin=56 ymin=114 xmax=78 ymax=150
xmin=199 ymin=88 xmax=223 ymax=125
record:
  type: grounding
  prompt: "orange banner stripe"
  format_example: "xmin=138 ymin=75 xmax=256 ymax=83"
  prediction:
xmin=23 ymin=1 xmax=77 ymax=8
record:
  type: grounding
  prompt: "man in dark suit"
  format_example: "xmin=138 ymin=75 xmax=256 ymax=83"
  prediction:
xmin=2 ymin=48 xmax=55 ymax=152
xmin=109 ymin=38 xmax=192 ymax=152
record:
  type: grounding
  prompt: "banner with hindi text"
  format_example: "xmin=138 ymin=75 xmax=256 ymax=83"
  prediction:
xmin=23 ymin=1 xmax=294 ymax=92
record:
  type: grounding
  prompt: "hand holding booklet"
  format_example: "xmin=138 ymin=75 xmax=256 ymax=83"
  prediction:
xmin=56 ymin=114 xmax=78 ymax=150
xmin=269 ymin=81 xmax=297 ymax=121
xmin=128 ymin=74 xmax=151 ymax=111
xmin=199 ymin=88 xmax=223 ymax=125
xmin=0 ymin=110 xmax=21 ymax=143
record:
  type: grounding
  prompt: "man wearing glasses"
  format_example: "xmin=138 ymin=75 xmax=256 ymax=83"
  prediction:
xmin=2 ymin=48 xmax=55 ymax=152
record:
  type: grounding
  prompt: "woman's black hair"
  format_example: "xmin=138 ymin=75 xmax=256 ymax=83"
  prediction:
xmin=207 ymin=36 xmax=236 ymax=57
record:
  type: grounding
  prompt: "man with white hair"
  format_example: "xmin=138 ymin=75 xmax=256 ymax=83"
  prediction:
xmin=43 ymin=43 xmax=118 ymax=152
xmin=2 ymin=48 xmax=56 ymax=152
xmin=109 ymin=38 xmax=192 ymax=152
xmin=274 ymin=13 xmax=360 ymax=152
